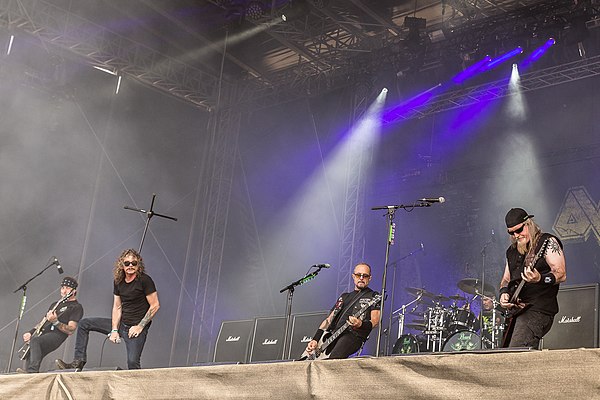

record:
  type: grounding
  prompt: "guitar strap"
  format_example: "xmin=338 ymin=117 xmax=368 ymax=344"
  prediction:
xmin=329 ymin=289 xmax=371 ymax=335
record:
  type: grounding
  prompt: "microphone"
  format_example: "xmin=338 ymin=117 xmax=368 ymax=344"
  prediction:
xmin=312 ymin=263 xmax=331 ymax=269
xmin=420 ymin=242 xmax=425 ymax=255
xmin=53 ymin=257 xmax=64 ymax=274
xmin=419 ymin=197 xmax=445 ymax=203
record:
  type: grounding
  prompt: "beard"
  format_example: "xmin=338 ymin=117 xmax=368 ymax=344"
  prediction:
xmin=517 ymin=239 xmax=529 ymax=255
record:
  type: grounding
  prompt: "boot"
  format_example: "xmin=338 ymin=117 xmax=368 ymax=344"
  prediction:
xmin=56 ymin=359 xmax=86 ymax=371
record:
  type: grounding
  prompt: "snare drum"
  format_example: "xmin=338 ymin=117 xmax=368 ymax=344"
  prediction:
xmin=392 ymin=334 xmax=421 ymax=354
xmin=442 ymin=330 xmax=484 ymax=352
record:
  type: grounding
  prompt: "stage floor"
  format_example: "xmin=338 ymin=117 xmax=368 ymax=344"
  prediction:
xmin=1 ymin=347 xmax=599 ymax=399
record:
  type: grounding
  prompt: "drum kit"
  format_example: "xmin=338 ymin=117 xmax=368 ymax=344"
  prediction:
xmin=391 ymin=278 xmax=505 ymax=355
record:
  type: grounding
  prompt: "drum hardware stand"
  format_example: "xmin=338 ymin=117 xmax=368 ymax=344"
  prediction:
xmin=279 ymin=265 xmax=328 ymax=360
xmin=124 ymin=193 xmax=178 ymax=253
xmin=6 ymin=257 xmax=63 ymax=373
xmin=392 ymin=292 xmax=423 ymax=340
xmin=385 ymin=243 xmax=425 ymax=355
xmin=371 ymin=201 xmax=432 ymax=357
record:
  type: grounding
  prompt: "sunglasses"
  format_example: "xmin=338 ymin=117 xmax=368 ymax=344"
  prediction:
xmin=353 ymin=273 xmax=371 ymax=279
xmin=507 ymin=224 xmax=525 ymax=236
xmin=123 ymin=260 xmax=138 ymax=267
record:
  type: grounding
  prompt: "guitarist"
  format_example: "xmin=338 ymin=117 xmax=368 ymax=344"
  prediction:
xmin=499 ymin=208 xmax=566 ymax=349
xmin=305 ymin=263 xmax=380 ymax=359
xmin=19 ymin=277 xmax=83 ymax=373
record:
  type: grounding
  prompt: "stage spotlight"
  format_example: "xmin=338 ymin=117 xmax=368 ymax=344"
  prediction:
xmin=382 ymin=88 xmax=388 ymax=93
xmin=519 ymin=38 xmax=555 ymax=69
xmin=246 ymin=1 xmax=266 ymax=21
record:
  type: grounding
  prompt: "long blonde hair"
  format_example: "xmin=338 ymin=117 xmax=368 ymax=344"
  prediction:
xmin=511 ymin=218 xmax=542 ymax=255
xmin=113 ymin=248 xmax=145 ymax=284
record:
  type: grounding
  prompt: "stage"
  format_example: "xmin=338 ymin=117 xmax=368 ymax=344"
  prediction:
xmin=1 ymin=348 xmax=599 ymax=399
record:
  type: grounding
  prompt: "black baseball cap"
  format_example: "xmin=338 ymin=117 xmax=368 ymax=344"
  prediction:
xmin=505 ymin=208 xmax=534 ymax=229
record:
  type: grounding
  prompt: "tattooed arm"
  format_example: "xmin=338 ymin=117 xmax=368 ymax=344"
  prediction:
xmin=543 ymin=236 xmax=567 ymax=283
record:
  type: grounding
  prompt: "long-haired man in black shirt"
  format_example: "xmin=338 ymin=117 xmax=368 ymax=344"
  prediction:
xmin=108 ymin=248 xmax=160 ymax=369
xmin=499 ymin=208 xmax=566 ymax=349
xmin=304 ymin=263 xmax=380 ymax=359
xmin=57 ymin=249 xmax=159 ymax=370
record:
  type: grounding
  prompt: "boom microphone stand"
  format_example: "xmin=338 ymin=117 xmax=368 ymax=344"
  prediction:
xmin=124 ymin=193 xmax=178 ymax=253
xmin=279 ymin=264 xmax=328 ymax=360
xmin=6 ymin=258 xmax=63 ymax=373
xmin=371 ymin=201 xmax=434 ymax=357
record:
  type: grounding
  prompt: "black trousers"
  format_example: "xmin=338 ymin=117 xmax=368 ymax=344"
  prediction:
xmin=327 ymin=332 xmax=364 ymax=359
xmin=508 ymin=309 xmax=554 ymax=349
xmin=26 ymin=330 xmax=66 ymax=372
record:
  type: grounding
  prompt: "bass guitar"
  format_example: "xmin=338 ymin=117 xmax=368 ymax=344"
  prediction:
xmin=18 ymin=290 xmax=75 ymax=360
xmin=299 ymin=294 xmax=381 ymax=360
xmin=502 ymin=238 xmax=550 ymax=347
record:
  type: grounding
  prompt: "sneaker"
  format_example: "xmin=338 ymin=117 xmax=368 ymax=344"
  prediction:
xmin=15 ymin=368 xmax=27 ymax=374
xmin=55 ymin=359 xmax=86 ymax=371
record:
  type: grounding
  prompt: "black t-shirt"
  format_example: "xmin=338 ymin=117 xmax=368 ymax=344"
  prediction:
xmin=41 ymin=299 xmax=84 ymax=338
xmin=329 ymin=287 xmax=379 ymax=341
xmin=113 ymin=273 xmax=157 ymax=326
xmin=506 ymin=232 xmax=562 ymax=315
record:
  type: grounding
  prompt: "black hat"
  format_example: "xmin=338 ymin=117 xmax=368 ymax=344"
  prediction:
xmin=505 ymin=208 xmax=534 ymax=228
xmin=61 ymin=276 xmax=78 ymax=290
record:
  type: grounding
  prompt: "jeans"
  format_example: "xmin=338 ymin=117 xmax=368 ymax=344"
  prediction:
xmin=73 ymin=317 xmax=112 ymax=362
xmin=119 ymin=324 xmax=149 ymax=369
xmin=26 ymin=331 xmax=66 ymax=372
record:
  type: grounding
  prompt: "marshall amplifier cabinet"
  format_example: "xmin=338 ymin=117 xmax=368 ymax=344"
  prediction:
xmin=287 ymin=311 xmax=329 ymax=359
xmin=542 ymin=283 xmax=599 ymax=350
xmin=249 ymin=316 xmax=286 ymax=363
xmin=213 ymin=319 xmax=255 ymax=363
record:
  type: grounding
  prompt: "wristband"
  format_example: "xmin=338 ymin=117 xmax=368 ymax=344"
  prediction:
xmin=499 ymin=287 xmax=510 ymax=296
xmin=111 ymin=329 xmax=119 ymax=333
xmin=52 ymin=320 xmax=60 ymax=327
xmin=312 ymin=329 xmax=324 ymax=342
xmin=361 ymin=320 xmax=373 ymax=331
xmin=540 ymin=272 xmax=556 ymax=285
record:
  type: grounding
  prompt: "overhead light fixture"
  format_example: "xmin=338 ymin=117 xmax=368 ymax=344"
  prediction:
xmin=280 ymin=0 xmax=310 ymax=22
xmin=246 ymin=1 xmax=266 ymax=21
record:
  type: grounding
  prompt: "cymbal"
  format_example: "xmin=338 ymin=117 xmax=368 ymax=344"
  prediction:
xmin=411 ymin=319 xmax=426 ymax=325
xmin=429 ymin=294 xmax=450 ymax=302
xmin=404 ymin=323 xmax=426 ymax=330
xmin=449 ymin=294 xmax=466 ymax=301
xmin=457 ymin=278 xmax=496 ymax=297
xmin=405 ymin=287 xmax=435 ymax=298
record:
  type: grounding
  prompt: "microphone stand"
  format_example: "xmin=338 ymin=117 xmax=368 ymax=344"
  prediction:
xmin=371 ymin=202 xmax=432 ymax=357
xmin=124 ymin=193 xmax=178 ymax=253
xmin=6 ymin=258 xmax=61 ymax=373
xmin=479 ymin=232 xmax=494 ymax=349
xmin=384 ymin=244 xmax=425 ymax=355
xmin=279 ymin=266 xmax=326 ymax=360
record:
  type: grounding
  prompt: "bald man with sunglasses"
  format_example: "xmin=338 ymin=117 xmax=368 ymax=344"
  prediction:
xmin=499 ymin=208 xmax=566 ymax=349
xmin=304 ymin=263 xmax=380 ymax=359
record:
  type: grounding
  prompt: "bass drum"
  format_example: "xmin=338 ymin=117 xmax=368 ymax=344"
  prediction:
xmin=392 ymin=334 xmax=421 ymax=354
xmin=442 ymin=330 xmax=485 ymax=352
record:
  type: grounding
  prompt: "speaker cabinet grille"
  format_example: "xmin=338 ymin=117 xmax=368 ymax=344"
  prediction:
xmin=213 ymin=319 xmax=255 ymax=363
xmin=542 ymin=283 xmax=599 ymax=349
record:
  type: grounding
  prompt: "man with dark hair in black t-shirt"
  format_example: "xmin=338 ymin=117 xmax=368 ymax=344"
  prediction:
xmin=57 ymin=249 xmax=159 ymax=371
xmin=499 ymin=208 xmax=566 ymax=349
xmin=18 ymin=277 xmax=83 ymax=373
xmin=304 ymin=263 xmax=380 ymax=359
xmin=108 ymin=249 xmax=160 ymax=369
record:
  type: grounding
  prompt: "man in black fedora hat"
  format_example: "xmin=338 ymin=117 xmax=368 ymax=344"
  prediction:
xmin=18 ymin=276 xmax=83 ymax=373
xmin=499 ymin=208 xmax=566 ymax=349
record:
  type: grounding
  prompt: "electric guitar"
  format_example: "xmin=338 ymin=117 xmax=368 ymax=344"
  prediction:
xmin=502 ymin=238 xmax=550 ymax=347
xmin=18 ymin=290 xmax=75 ymax=360
xmin=299 ymin=294 xmax=381 ymax=360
